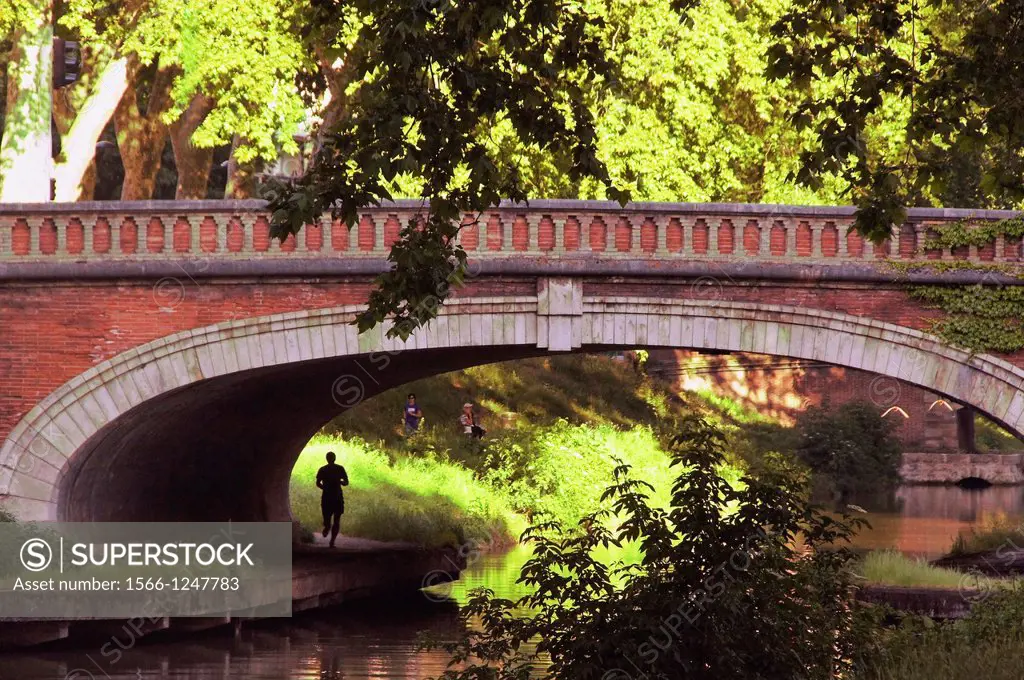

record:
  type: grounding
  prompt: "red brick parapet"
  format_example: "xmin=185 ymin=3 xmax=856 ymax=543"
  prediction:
xmin=1 ymin=199 xmax=1022 ymax=269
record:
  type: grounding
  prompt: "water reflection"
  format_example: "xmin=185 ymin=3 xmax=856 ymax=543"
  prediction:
xmin=0 ymin=596 xmax=463 ymax=680
xmin=896 ymin=484 xmax=1024 ymax=521
xmin=845 ymin=484 xmax=1024 ymax=558
xmin=3 ymin=485 xmax=1024 ymax=679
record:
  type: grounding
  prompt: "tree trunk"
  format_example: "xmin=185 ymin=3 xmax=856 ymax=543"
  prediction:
xmin=168 ymin=94 xmax=215 ymax=199
xmin=52 ymin=72 xmax=94 ymax=201
xmin=0 ymin=3 xmax=54 ymax=203
xmin=52 ymin=54 xmax=128 ymax=201
xmin=114 ymin=61 xmax=175 ymax=200
xmin=225 ymin=135 xmax=260 ymax=198
xmin=80 ymin=158 xmax=97 ymax=200
xmin=313 ymin=45 xmax=362 ymax=155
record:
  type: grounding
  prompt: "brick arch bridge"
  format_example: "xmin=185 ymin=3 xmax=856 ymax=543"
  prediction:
xmin=2 ymin=200 xmax=1024 ymax=523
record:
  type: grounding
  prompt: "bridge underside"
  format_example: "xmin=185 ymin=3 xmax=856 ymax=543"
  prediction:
xmin=59 ymin=346 xmax=540 ymax=522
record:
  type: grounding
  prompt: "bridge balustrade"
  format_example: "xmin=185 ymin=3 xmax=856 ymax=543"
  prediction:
xmin=0 ymin=200 xmax=1020 ymax=265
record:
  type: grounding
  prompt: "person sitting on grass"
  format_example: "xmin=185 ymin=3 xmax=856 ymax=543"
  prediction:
xmin=315 ymin=451 xmax=349 ymax=548
xmin=403 ymin=392 xmax=423 ymax=434
xmin=460 ymin=402 xmax=486 ymax=439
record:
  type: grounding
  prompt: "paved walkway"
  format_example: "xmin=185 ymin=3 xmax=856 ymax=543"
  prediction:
xmin=297 ymin=534 xmax=422 ymax=554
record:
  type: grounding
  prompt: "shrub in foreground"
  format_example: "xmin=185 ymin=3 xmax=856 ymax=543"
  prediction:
xmin=426 ymin=416 xmax=876 ymax=680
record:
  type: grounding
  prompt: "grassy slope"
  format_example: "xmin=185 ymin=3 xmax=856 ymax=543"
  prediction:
xmin=291 ymin=354 xmax=701 ymax=546
xmin=291 ymin=436 xmax=526 ymax=547
xmin=975 ymin=414 xmax=1024 ymax=452
xmin=321 ymin=354 xmax=680 ymax=446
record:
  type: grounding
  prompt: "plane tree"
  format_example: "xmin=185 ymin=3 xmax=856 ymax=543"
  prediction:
xmin=0 ymin=0 xmax=309 ymax=200
xmin=0 ymin=0 xmax=54 ymax=201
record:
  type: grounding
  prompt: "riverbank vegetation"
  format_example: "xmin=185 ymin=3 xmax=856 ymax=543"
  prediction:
xmin=728 ymin=400 xmax=903 ymax=500
xmin=290 ymin=436 xmax=526 ymax=547
xmin=855 ymin=550 xmax=1006 ymax=591
xmin=948 ymin=513 xmax=1024 ymax=557
xmin=795 ymin=401 xmax=903 ymax=500
xmin=427 ymin=416 xmax=879 ymax=679
xmin=976 ymin=416 xmax=1024 ymax=452
xmin=420 ymin=416 xmax=1024 ymax=680
xmin=855 ymin=590 xmax=1024 ymax=680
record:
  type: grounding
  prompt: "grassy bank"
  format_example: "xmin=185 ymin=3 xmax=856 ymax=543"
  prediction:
xmin=855 ymin=588 xmax=1024 ymax=680
xmin=858 ymin=637 xmax=1024 ymax=680
xmin=290 ymin=422 xmax=723 ymax=546
xmin=948 ymin=512 xmax=1024 ymax=556
xmin=321 ymin=354 xmax=681 ymax=447
xmin=976 ymin=414 xmax=1024 ymax=452
xmin=291 ymin=435 xmax=526 ymax=547
xmin=855 ymin=549 xmax=1007 ymax=590
xmin=291 ymin=354 xmax=740 ymax=546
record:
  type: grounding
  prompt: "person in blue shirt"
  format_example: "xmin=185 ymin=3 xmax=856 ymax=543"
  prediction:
xmin=404 ymin=393 xmax=423 ymax=434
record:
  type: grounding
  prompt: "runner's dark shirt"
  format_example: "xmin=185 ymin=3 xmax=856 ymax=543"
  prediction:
xmin=317 ymin=463 xmax=348 ymax=501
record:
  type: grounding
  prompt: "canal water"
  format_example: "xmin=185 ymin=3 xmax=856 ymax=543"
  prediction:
xmin=2 ymin=483 xmax=1023 ymax=680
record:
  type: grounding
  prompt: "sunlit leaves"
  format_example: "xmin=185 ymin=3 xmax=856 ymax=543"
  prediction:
xmin=0 ymin=0 xmax=40 ymax=38
xmin=167 ymin=0 xmax=307 ymax=162
xmin=770 ymin=0 xmax=1024 ymax=241
xmin=267 ymin=0 xmax=631 ymax=337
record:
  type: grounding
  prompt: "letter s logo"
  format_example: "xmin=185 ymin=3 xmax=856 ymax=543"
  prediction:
xmin=20 ymin=538 xmax=53 ymax=572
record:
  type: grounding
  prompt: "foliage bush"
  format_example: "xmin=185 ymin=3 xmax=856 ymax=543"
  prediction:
xmin=427 ymin=417 xmax=876 ymax=680
xmin=794 ymin=400 xmax=903 ymax=500
xmin=728 ymin=420 xmax=807 ymax=478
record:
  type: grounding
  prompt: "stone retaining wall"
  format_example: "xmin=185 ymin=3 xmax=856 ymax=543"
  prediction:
xmin=900 ymin=452 xmax=1024 ymax=484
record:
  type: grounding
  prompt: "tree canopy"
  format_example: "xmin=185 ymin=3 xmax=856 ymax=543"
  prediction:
xmin=4 ymin=0 xmax=1024 ymax=335
xmin=769 ymin=0 xmax=1024 ymax=240
xmin=263 ymin=0 xmax=850 ymax=335
xmin=0 ymin=0 xmax=311 ymax=200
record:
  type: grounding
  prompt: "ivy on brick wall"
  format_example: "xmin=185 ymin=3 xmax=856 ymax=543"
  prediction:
xmin=923 ymin=217 xmax=1024 ymax=250
xmin=904 ymin=217 xmax=1024 ymax=354
xmin=910 ymin=285 xmax=1024 ymax=353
